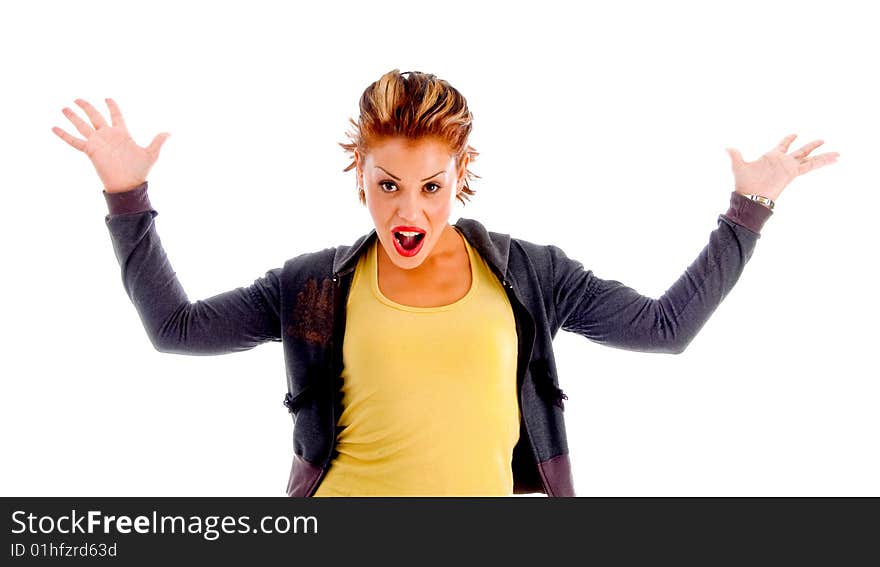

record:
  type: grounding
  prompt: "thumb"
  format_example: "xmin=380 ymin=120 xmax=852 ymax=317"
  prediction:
xmin=726 ymin=147 xmax=744 ymax=168
xmin=146 ymin=132 xmax=171 ymax=159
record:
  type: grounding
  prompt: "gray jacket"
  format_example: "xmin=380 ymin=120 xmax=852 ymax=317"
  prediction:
xmin=104 ymin=183 xmax=772 ymax=496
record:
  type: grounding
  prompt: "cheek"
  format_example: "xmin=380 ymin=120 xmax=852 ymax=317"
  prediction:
xmin=428 ymin=195 xmax=454 ymax=220
xmin=366 ymin=196 xmax=390 ymax=219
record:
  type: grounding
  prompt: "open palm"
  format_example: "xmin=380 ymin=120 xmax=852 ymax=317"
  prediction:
xmin=726 ymin=134 xmax=839 ymax=202
xmin=52 ymin=98 xmax=170 ymax=193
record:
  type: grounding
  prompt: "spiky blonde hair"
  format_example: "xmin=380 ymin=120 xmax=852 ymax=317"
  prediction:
xmin=339 ymin=69 xmax=480 ymax=206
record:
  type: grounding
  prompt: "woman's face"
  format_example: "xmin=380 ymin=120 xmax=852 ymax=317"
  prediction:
xmin=356 ymin=136 xmax=467 ymax=271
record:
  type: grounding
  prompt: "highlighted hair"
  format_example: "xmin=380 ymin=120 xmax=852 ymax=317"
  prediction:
xmin=339 ymin=69 xmax=480 ymax=206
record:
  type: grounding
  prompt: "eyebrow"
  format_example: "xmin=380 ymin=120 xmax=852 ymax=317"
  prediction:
xmin=375 ymin=166 xmax=445 ymax=182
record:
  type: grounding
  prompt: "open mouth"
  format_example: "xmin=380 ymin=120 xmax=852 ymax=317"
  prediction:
xmin=391 ymin=228 xmax=426 ymax=257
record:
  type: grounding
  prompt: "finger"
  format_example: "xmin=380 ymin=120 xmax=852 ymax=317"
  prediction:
xmin=726 ymin=147 xmax=745 ymax=167
xmin=797 ymin=152 xmax=839 ymax=175
xmin=146 ymin=132 xmax=171 ymax=159
xmin=74 ymin=98 xmax=109 ymax=129
xmin=62 ymin=106 xmax=95 ymax=138
xmin=791 ymin=139 xmax=824 ymax=160
xmin=775 ymin=133 xmax=798 ymax=153
xmin=51 ymin=126 xmax=87 ymax=152
xmin=105 ymin=97 xmax=128 ymax=131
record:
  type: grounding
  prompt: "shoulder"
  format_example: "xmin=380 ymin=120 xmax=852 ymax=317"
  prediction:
xmin=461 ymin=217 xmax=555 ymax=251
xmin=503 ymin=228 xmax=568 ymax=268
xmin=456 ymin=216 xmax=567 ymax=273
xmin=510 ymin=234 xmax=556 ymax=256
xmin=280 ymin=247 xmax=338 ymax=283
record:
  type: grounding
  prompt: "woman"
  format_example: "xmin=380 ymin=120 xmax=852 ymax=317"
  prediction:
xmin=52 ymin=69 xmax=838 ymax=496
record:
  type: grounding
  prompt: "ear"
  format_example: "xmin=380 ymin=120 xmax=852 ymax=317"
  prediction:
xmin=354 ymin=149 xmax=363 ymax=186
xmin=456 ymin=153 xmax=470 ymax=192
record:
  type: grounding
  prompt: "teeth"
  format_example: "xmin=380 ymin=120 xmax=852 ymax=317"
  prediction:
xmin=397 ymin=231 xmax=422 ymax=237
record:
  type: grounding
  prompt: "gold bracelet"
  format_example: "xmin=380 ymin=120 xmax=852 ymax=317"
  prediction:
xmin=744 ymin=194 xmax=775 ymax=210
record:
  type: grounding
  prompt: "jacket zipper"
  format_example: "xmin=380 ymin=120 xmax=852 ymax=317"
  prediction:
xmin=306 ymin=272 xmax=343 ymax=497
xmin=500 ymin=277 xmax=545 ymax=495
xmin=328 ymin=272 xmax=340 ymax=463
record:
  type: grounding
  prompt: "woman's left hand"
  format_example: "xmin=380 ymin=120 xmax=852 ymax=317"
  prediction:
xmin=726 ymin=134 xmax=839 ymax=201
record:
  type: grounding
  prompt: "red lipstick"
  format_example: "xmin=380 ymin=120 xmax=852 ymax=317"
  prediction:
xmin=390 ymin=226 xmax=427 ymax=257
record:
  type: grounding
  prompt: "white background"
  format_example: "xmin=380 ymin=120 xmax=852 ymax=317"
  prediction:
xmin=1 ymin=0 xmax=876 ymax=496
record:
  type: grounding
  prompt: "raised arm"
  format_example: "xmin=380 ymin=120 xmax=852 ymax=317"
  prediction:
xmin=552 ymin=135 xmax=838 ymax=354
xmin=552 ymin=193 xmax=768 ymax=353
xmin=104 ymin=183 xmax=281 ymax=354
xmin=54 ymin=98 xmax=281 ymax=354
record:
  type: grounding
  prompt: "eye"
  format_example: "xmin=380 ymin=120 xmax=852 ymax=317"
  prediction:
xmin=378 ymin=181 xmax=441 ymax=194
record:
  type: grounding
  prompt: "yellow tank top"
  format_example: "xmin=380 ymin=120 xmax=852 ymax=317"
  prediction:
xmin=313 ymin=227 xmax=520 ymax=496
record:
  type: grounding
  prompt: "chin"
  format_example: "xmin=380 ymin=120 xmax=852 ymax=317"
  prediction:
xmin=381 ymin=236 xmax=432 ymax=270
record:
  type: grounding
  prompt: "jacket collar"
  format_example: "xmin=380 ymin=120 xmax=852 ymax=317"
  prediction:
xmin=332 ymin=217 xmax=511 ymax=279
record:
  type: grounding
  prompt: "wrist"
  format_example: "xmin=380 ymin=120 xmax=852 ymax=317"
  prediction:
xmin=104 ymin=179 xmax=147 ymax=194
xmin=740 ymin=193 xmax=775 ymax=210
xmin=724 ymin=191 xmax=774 ymax=235
xmin=104 ymin=181 xmax=152 ymax=215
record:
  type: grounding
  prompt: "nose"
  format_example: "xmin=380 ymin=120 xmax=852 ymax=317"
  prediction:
xmin=396 ymin=190 xmax=422 ymax=223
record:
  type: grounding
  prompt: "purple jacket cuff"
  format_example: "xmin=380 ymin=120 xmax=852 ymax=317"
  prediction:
xmin=103 ymin=181 xmax=152 ymax=215
xmin=721 ymin=191 xmax=773 ymax=235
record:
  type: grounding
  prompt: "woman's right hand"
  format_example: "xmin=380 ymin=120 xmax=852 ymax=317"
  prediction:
xmin=52 ymin=98 xmax=171 ymax=193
